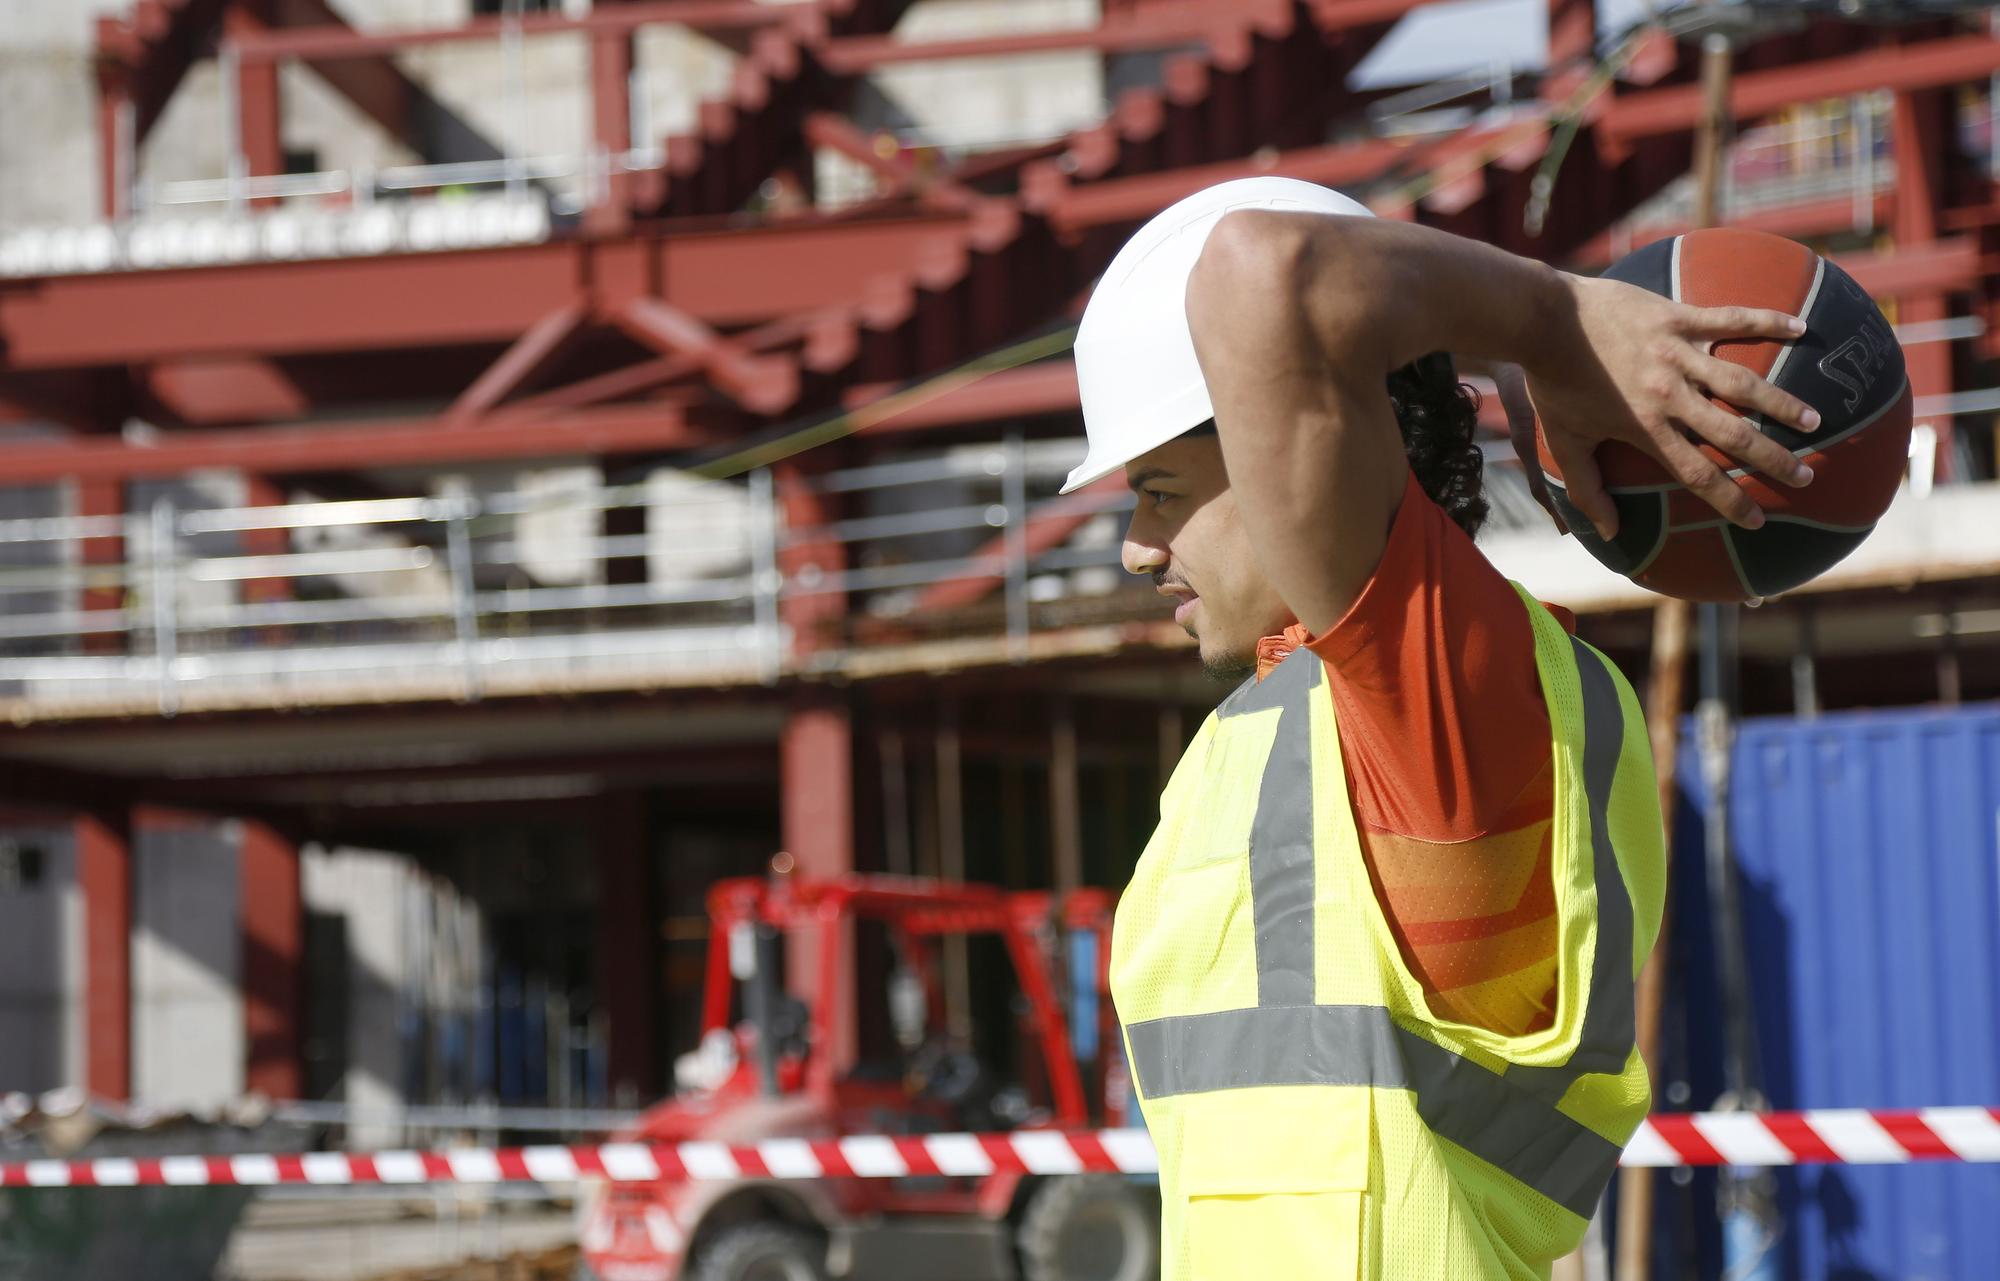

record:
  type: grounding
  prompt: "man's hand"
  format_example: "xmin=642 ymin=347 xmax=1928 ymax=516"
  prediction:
xmin=1521 ymin=273 xmax=1820 ymax=540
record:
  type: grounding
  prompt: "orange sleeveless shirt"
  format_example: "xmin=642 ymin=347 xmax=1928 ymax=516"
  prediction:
xmin=1252 ymin=471 xmax=1570 ymax=1037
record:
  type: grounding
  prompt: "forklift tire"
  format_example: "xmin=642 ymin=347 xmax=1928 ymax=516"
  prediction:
xmin=689 ymin=1223 xmax=830 ymax=1281
xmin=1018 ymin=1175 xmax=1160 ymax=1281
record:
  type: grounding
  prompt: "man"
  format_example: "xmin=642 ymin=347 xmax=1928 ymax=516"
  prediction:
xmin=1071 ymin=178 xmax=1818 ymax=1279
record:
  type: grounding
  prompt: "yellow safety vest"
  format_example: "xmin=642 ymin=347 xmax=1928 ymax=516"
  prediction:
xmin=1111 ymin=587 xmax=1667 ymax=1280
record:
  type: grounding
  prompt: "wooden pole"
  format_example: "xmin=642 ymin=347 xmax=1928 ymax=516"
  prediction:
xmin=1614 ymin=31 xmax=1733 ymax=1281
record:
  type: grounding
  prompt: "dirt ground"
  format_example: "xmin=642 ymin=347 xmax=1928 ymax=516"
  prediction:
xmin=351 ymin=1245 xmax=579 ymax=1281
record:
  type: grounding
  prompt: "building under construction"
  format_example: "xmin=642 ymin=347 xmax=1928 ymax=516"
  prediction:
xmin=1 ymin=0 xmax=1999 ymax=1270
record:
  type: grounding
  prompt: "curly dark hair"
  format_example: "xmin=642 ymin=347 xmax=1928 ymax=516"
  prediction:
xmin=1389 ymin=351 xmax=1488 ymax=539
xmin=1189 ymin=351 xmax=1488 ymax=539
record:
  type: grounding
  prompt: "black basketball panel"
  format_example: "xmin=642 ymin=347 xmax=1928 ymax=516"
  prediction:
xmin=1547 ymin=484 xmax=1665 ymax=575
xmin=1731 ymin=518 xmax=1876 ymax=599
xmin=1600 ymin=236 xmax=1677 ymax=299
xmin=1760 ymin=258 xmax=1907 ymax=455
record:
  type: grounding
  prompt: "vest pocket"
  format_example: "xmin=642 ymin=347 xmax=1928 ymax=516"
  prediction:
xmin=1187 ymin=1188 xmax=1359 ymax=1281
xmin=1180 ymin=1088 xmax=1368 ymax=1281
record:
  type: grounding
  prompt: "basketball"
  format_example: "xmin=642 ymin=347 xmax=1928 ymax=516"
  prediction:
xmin=1538 ymin=228 xmax=1913 ymax=602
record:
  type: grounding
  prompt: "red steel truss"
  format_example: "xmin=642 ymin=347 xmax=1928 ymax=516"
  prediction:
xmin=13 ymin=0 xmax=1994 ymax=488
xmin=9 ymin=0 xmax=2000 ymax=1102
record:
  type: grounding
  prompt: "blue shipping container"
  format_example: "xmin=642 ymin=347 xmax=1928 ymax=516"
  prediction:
xmin=1671 ymin=703 xmax=2000 ymax=1281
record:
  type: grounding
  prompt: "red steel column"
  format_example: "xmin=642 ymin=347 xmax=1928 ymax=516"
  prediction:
xmin=587 ymin=29 xmax=635 ymax=236
xmin=240 ymin=475 xmax=291 ymax=605
xmin=240 ymin=818 xmax=302 ymax=1099
xmin=76 ymin=477 xmax=125 ymax=656
xmin=228 ymin=4 xmax=285 ymax=206
xmin=1544 ymin=0 xmax=1596 ymax=100
xmin=595 ymin=791 xmax=658 ymax=1102
xmin=781 ymin=696 xmax=857 ymax=1070
xmin=96 ymin=64 xmax=132 ymax=221
xmin=77 ymin=810 xmax=131 ymax=1099
xmin=1891 ymin=88 xmax=1957 ymax=479
xmin=774 ymin=461 xmax=855 ymax=1064
xmin=776 ymin=462 xmax=846 ymax=659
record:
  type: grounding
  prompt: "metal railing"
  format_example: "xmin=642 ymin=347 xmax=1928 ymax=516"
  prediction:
xmin=0 ymin=437 xmax=1144 ymax=716
xmin=0 ymin=374 xmax=1988 ymax=718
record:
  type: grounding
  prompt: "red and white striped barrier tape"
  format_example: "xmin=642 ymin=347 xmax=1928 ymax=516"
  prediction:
xmin=6 ymin=1110 xmax=1999 ymax=1188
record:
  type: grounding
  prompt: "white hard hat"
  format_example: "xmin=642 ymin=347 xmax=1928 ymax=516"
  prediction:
xmin=1062 ymin=176 xmax=1373 ymax=494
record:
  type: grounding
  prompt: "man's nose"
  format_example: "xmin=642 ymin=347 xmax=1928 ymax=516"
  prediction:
xmin=1122 ymin=514 xmax=1167 ymax=577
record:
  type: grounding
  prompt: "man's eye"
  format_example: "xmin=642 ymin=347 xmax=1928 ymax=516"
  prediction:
xmin=1144 ymin=489 xmax=1171 ymax=508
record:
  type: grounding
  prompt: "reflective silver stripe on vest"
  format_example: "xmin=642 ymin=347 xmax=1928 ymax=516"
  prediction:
xmin=1508 ymin=639 xmax=1637 ymax=1101
xmin=1124 ymin=1004 xmax=1620 ymax=1217
xmin=1219 ymin=652 xmax=1320 ymax=1008
xmin=1129 ymin=634 xmax=1638 ymax=1219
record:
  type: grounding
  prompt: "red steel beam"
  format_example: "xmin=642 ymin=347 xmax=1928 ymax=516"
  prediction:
xmin=0 ymin=217 xmax=973 ymax=372
xmin=99 ymin=0 xmax=231 ymax=141
xmin=817 ymin=7 xmax=1244 ymax=74
xmin=0 ymin=403 xmax=716 ymax=484
xmin=230 ymin=0 xmax=812 ymax=62
xmin=147 ymin=357 xmax=312 ymax=426
xmin=1601 ymin=33 xmax=2000 ymax=144
xmin=802 ymin=113 xmax=983 ymax=211
xmin=270 ymin=0 xmax=512 ymax=173
xmin=443 ymin=302 xmax=590 ymax=423
xmin=618 ymin=298 xmax=800 ymax=415
xmin=845 ymin=361 xmax=1082 ymax=429
xmin=810 ymin=0 xmax=1426 ymax=74
xmin=1836 ymin=238 xmax=1985 ymax=301
xmin=1304 ymin=0 xmax=1454 ymax=30
xmin=1572 ymin=191 xmax=1897 ymax=268
xmin=1030 ymin=137 xmax=1416 ymax=232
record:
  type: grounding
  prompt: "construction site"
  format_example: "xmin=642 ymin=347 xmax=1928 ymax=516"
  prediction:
xmin=0 ymin=0 xmax=1998 ymax=1278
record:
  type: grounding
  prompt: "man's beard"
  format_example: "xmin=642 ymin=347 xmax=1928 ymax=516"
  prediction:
xmin=1199 ymin=647 xmax=1255 ymax=685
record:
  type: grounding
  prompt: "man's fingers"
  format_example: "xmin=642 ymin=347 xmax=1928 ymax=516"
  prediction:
xmin=1547 ymin=436 xmax=1617 ymax=540
xmin=1678 ymin=393 xmax=1814 ymax=488
xmin=1658 ymin=429 xmax=1765 ymax=528
xmin=1681 ymin=304 xmax=1808 ymax=343
xmin=1687 ymin=351 xmax=1822 ymax=432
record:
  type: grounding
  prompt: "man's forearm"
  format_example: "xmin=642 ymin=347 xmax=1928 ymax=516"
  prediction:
xmin=1198 ymin=210 xmax=1575 ymax=380
xmin=1186 ymin=212 xmax=1520 ymax=632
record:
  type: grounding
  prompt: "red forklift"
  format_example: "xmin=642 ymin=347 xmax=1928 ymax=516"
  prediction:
xmin=579 ymin=869 xmax=1159 ymax=1281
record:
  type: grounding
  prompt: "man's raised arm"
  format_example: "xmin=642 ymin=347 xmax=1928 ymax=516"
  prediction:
xmin=1184 ymin=210 xmax=1821 ymax=633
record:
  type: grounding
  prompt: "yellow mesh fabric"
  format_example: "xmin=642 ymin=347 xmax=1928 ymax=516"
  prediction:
xmin=1109 ymin=585 xmax=1667 ymax=1279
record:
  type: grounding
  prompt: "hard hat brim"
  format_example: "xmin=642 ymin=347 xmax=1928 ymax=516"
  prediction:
xmin=1058 ymin=380 xmax=1213 ymax=495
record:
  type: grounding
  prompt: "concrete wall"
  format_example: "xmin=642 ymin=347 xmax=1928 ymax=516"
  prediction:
xmin=4 ymin=0 xmax=1117 ymax=231
xmin=131 ymin=820 xmax=245 ymax=1108
xmin=867 ymin=0 xmax=1105 ymax=149
xmin=0 ymin=1 xmax=130 ymax=229
xmin=0 ymin=814 xmax=247 ymax=1109
xmin=302 ymin=842 xmax=416 ymax=1148
xmin=0 ymin=821 xmax=83 ymax=1094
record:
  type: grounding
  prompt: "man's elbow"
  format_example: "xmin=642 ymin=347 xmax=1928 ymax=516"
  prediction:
xmin=1192 ymin=209 xmax=1378 ymax=361
xmin=1193 ymin=210 xmax=1317 ymax=303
